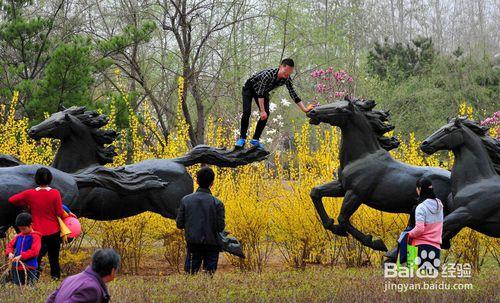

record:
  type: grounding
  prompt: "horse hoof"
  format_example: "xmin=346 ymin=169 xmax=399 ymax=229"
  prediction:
xmin=330 ymin=224 xmax=348 ymax=237
xmin=372 ymin=239 xmax=388 ymax=252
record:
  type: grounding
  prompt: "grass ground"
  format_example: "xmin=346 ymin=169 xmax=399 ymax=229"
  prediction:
xmin=0 ymin=265 xmax=498 ymax=303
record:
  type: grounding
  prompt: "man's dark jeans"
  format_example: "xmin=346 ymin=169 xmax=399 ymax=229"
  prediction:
xmin=184 ymin=243 xmax=220 ymax=274
xmin=239 ymin=85 xmax=270 ymax=140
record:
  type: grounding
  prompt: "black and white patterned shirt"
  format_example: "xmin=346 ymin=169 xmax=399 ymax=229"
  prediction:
xmin=247 ymin=68 xmax=302 ymax=103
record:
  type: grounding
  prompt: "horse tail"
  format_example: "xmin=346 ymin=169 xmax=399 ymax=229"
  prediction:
xmin=172 ymin=145 xmax=269 ymax=168
xmin=0 ymin=154 xmax=23 ymax=167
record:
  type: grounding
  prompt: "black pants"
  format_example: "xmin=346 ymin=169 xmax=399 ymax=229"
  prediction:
xmin=11 ymin=269 xmax=38 ymax=285
xmin=240 ymin=86 xmax=270 ymax=140
xmin=184 ymin=243 xmax=220 ymax=275
xmin=37 ymin=232 xmax=61 ymax=279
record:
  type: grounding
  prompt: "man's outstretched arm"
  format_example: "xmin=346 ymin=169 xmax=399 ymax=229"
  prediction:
xmin=296 ymin=101 xmax=309 ymax=113
xmin=286 ymin=79 xmax=315 ymax=113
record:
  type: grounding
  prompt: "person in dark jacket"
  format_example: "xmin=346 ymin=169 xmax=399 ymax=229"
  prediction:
xmin=176 ymin=167 xmax=225 ymax=274
xmin=5 ymin=213 xmax=41 ymax=285
xmin=45 ymin=249 xmax=120 ymax=303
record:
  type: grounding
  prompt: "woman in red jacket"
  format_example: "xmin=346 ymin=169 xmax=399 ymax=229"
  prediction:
xmin=9 ymin=167 xmax=68 ymax=280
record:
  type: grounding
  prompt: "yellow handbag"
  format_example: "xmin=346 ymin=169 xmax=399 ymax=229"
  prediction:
xmin=58 ymin=216 xmax=72 ymax=243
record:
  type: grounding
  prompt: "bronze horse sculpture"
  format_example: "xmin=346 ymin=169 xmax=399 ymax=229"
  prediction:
xmin=421 ymin=118 xmax=500 ymax=248
xmin=307 ymin=99 xmax=452 ymax=252
xmin=25 ymin=106 xmax=267 ymax=221
xmin=1 ymin=106 xmax=268 ymax=257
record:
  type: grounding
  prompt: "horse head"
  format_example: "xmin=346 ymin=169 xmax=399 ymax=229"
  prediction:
xmin=28 ymin=106 xmax=87 ymax=141
xmin=308 ymin=98 xmax=398 ymax=151
xmin=28 ymin=106 xmax=118 ymax=173
xmin=421 ymin=117 xmax=467 ymax=154
xmin=307 ymin=100 xmax=355 ymax=127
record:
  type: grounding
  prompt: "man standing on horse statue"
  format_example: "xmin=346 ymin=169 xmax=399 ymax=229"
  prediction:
xmin=235 ymin=58 xmax=316 ymax=149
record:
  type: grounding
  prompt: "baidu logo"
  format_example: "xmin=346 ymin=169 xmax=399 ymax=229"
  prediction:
xmin=413 ymin=249 xmax=440 ymax=278
xmin=384 ymin=248 xmax=448 ymax=279
xmin=414 ymin=249 xmax=441 ymax=278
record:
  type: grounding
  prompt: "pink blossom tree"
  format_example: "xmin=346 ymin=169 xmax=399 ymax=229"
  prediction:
xmin=481 ymin=111 xmax=500 ymax=139
xmin=310 ymin=67 xmax=354 ymax=103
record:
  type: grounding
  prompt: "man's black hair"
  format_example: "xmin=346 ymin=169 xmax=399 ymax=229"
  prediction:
xmin=35 ymin=167 xmax=53 ymax=186
xmin=15 ymin=212 xmax=32 ymax=227
xmin=91 ymin=248 xmax=121 ymax=277
xmin=281 ymin=58 xmax=295 ymax=67
xmin=196 ymin=166 xmax=215 ymax=189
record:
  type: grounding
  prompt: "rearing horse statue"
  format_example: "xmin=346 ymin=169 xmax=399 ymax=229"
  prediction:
xmin=421 ymin=118 xmax=500 ymax=248
xmin=307 ymin=99 xmax=451 ymax=251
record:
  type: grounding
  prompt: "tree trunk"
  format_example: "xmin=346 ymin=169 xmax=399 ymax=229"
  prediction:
xmin=191 ymin=78 xmax=205 ymax=145
xmin=182 ymin=65 xmax=197 ymax=146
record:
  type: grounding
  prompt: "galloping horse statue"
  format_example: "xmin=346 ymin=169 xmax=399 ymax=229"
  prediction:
xmin=421 ymin=118 xmax=500 ymax=248
xmin=1 ymin=106 xmax=268 ymax=257
xmin=307 ymin=99 xmax=452 ymax=252
xmin=26 ymin=106 xmax=267 ymax=221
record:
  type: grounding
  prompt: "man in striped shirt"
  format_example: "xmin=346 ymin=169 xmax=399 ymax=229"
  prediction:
xmin=236 ymin=58 xmax=315 ymax=149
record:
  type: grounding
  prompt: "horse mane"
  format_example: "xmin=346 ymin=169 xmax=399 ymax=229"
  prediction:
xmin=73 ymin=165 xmax=168 ymax=193
xmin=63 ymin=106 xmax=118 ymax=165
xmin=350 ymin=98 xmax=400 ymax=151
xmin=460 ymin=118 xmax=500 ymax=174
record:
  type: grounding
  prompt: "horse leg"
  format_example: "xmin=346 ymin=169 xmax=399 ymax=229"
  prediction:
xmin=336 ymin=191 xmax=388 ymax=252
xmin=310 ymin=180 xmax=347 ymax=236
xmin=442 ymin=206 xmax=474 ymax=249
